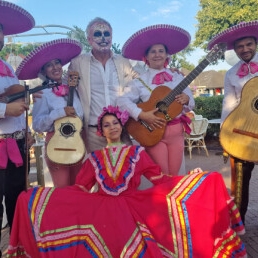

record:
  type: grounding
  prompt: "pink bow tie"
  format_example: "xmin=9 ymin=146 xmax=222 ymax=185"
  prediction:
xmin=52 ymin=84 xmax=69 ymax=96
xmin=236 ymin=62 xmax=258 ymax=78
xmin=0 ymin=60 xmax=15 ymax=78
xmin=152 ymin=71 xmax=173 ymax=85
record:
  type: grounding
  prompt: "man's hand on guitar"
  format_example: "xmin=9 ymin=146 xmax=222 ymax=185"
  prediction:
xmin=138 ymin=108 xmax=166 ymax=129
xmin=175 ymin=93 xmax=189 ymax=105
xmin=64 ymin=106 xmax=77 ymax=117
xmin=5 ymin=102 xmax=29 ymax=117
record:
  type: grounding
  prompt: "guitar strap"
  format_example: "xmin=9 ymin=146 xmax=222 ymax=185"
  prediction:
xmin=137 ymin=78 xmax=152 ymax=92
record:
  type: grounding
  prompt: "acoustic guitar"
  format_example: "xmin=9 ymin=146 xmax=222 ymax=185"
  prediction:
xmin=220 ymin=77 xmax=258 ymax=162
xmin=126 ymin=43 xmax=226 ymax=147
xmin=46 ymin=71 xmax=86 ymax=165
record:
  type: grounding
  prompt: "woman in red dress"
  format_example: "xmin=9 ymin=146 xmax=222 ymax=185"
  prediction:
xmin=8 ymin=106 xmax=246 ymax=257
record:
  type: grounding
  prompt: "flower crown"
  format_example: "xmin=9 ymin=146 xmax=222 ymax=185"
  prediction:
xmin=97 ymin=105 xmax=130 ymax=136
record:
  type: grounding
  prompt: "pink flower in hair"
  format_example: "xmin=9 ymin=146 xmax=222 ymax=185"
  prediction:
xmin=97 ymin=105 xmax=129 ymax=136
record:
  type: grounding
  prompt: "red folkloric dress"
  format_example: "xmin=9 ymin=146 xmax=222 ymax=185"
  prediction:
xmin=8 ymin=144 xmax=246 ymax=257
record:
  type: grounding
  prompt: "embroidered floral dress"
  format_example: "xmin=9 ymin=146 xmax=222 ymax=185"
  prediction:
xmin=8 ymin=145 xmax=246 ymax=258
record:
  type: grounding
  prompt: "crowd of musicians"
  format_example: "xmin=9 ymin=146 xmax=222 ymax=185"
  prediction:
xmin=1 ymin=1 xmax=258 ymax=257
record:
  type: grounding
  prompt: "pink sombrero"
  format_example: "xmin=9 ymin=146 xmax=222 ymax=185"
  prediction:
xmin=122 ymin=24 xmax=191 ymax=61
xmin=208 ymin=20 xmax=258 ymax=50
xmin=16 ymin=38 xmax=82 ymax=80
xmin=0 ymin=1 xmax=35 ymax=35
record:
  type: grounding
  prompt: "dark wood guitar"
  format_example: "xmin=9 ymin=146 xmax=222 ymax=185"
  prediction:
xmin=220 ymin=77 xmax=258 ymax=162
xmin=126 ymin=43 xmax=226 ymax=147
xmin=46 ymin=71 xmax=86 ymax=165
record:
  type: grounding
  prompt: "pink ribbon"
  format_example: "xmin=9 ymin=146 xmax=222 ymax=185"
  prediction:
xmin=152 ymin=71 xmax=173 ymax=85
xmin=52 ymin=84 xmax=69 ymax=96
xmin=167 ymin=115 xmax=192 ymax=134
xmin=0 ymin=138 xmax=23 ymax=169
xmin=236 ymin=62 xmax=258 ymax=78
xmin=0 ymin=60 xmax=15 ymax=78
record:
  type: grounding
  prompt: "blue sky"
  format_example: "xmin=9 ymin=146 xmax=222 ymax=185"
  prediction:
xmin=8 ymin=0 xmax=232 ymax=71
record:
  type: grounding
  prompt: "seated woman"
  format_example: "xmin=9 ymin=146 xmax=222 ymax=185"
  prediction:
xmin=8 ymin=106 xmax=246 ymax=257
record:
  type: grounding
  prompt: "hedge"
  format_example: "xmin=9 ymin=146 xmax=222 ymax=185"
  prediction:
xmin=193 ymin=95 xmax=223 ymax=138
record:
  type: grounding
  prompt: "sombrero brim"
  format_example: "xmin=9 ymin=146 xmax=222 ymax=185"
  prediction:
xmin=122 ymin=24 xmax=191 ymax=61
xmin=208 ymin=20 xmax=258 ymax=50
xmin=0 ymin=1 xmax=35 ymax=35
xmin=16 ymin=38 xmax=82 ymax=80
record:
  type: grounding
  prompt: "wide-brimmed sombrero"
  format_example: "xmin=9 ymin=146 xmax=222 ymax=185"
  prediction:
xmin=0 ymin=1 xmax=35 ymax=36
xmin=16 ymin=38 xmax=82 ymax=80
xmin=208 ymin=20 xmax=258 ymax=50
xmin=122 ymin=24 xmax=191 ymax=61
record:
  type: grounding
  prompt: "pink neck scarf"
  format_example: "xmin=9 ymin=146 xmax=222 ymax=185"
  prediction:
xmin=52 ymin=84 xmax=69 ymax=97
xmin=152 ymin=71 xmax=173 ymax=85
xmin=0 ymin=138 xmax=23 ymax=169
xmin=0 ymin=60 xmax=15 ymax=78
xmin=236 ymin=62 xmax=258 ymax=78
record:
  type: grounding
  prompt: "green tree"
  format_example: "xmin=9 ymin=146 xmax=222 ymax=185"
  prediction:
xmin=67 ymin=26 xmax=91 ymax=53
xmin=111 ymin=43 xmax=121 ymax=54
xmin=0 ymin=43 xmax=40 ymax=61
xmin=169 ymin=45 xmax=195 ymax=70
xmin=194 ymin=0 xmax=258 ymax=49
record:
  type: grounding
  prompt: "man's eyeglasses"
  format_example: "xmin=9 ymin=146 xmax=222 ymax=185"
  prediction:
xmin=93 ymin=31 xmax=111 ymax=37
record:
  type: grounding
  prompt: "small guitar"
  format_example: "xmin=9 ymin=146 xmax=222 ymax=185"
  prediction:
xmin=126 ymin=43 xmax=226 ymax=147
xmin=46 ymin=71 xmax=86 ymax=165
xmin=0 ymin=79 xmax=58 ymax=103
xmin=220 ymin=77 xmax=258 ymax=162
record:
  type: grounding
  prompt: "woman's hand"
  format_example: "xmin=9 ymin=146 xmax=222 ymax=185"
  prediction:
xmin=138 ymin=108 xmax=166 ymax=129
xmin=175 ymin=93 xmax=189 ymax=105
xmin=64 ymin=106 xmax=77 ymax=117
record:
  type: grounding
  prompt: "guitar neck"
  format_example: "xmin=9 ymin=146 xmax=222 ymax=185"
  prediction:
xmin=163 ymin=58 xmax=210 ymax=105
xmin=5 ymin=81 xmax=57 ymax=103
xmin=67 ymin=87 xmax=75 ymax=107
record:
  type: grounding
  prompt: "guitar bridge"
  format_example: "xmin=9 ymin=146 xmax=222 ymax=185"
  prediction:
xmin=164 ymin=113 xmax=172 ymax=121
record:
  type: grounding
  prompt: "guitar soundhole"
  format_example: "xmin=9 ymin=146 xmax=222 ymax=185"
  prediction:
xmin=156 ymin=101 xmax=172 ymax=121
xmin=156 ymin=101 xmax=168 ymax=113
xmin=59 ymin=122 xmax=76 ymax=138
xmin=251 ymin=97 xmax=258 ymax=113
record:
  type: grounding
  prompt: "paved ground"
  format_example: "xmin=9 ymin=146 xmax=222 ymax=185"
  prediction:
xmin=1 ymin=147 xmax=258 ymax=257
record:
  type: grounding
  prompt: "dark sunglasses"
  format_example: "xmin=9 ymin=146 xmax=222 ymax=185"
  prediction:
xmin=93 ymin=31 xmax=111 ymax=37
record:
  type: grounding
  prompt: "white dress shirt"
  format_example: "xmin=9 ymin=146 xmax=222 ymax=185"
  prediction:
xmin=0 ymin=60 xmax=25 ymax=134
xmin=32 ymin=87 xmax=84 ymax=132
xmin=88 ymin=54 xmax=120 ymax=125
xmin=221 ymin=52 xmax=258 ymax=123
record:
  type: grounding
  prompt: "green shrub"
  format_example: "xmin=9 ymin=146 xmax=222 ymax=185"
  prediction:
xmin=193 ymin=95 xmax=223 ymax=137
